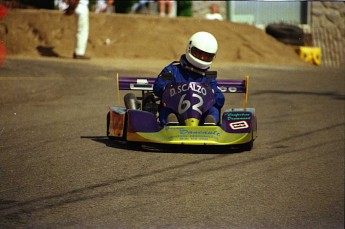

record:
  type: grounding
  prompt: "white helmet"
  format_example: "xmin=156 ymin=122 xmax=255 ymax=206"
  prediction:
xmin=185 ymin=31 xmax=218 ymax=70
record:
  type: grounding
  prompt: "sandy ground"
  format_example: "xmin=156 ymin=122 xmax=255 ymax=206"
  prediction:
xmin=0 ymin=9 xmax=308 ymax=67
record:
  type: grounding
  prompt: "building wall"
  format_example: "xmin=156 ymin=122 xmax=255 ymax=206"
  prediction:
xmin=192 ymin=1 xmax=226 ymax=20
xmin=192 ymin=1 xmax=344 ymax=68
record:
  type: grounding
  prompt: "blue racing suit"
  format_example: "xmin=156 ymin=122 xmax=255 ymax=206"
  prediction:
xmin=153 ymin=55 xmax=225 ymax=125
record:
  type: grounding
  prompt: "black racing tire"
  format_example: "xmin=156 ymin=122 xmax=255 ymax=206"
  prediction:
xmin=242 ymin=139 xmax=253 ymax=151
xmin=275 ymin=37 xmax=304 ymax=46
xmin=242 ymin=131 xmax=254 ymax=151
xmin=127 ymin=141 xmax=142 ymax=150
xmin=266 ymin=23 xmax=304 ymax=46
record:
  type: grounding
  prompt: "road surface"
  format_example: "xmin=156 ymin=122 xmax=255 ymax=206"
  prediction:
xmin=0 ymin=57 xmax=344 ymax=228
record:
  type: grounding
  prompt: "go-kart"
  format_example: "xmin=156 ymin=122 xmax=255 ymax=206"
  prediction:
xmin=106 ymin=72 xmax=257 ymax=151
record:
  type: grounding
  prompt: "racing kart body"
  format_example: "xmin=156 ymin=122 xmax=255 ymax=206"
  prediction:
xmin=107 ymin=73 xmax=257 ymax=150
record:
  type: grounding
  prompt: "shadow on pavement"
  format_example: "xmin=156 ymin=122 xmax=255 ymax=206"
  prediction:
xmin=80 ymin=136 xmax=249 ymax=154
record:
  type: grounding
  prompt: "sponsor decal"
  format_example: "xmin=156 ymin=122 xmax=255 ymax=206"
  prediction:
xmin=217 ymin=86 xmax=238 ymax=93
xmin=170 ymin=83 xmax=207 ymax=97
xmin=178 ymin=129 xmax=220 ymax=136
xmin=228 ymin=87 xmax=237 ymax=92
xmin=227 ymin=112 xmax=251 ymax=121
xmin=165 ymin=127 xmax=221 ymax=141
xmin=229 ymin=121 xmax=249 ymax=130
xmin=218 ymin=86 xmax=227 ymax=92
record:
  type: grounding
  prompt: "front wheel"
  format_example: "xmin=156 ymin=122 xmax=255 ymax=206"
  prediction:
xmin=242 ymin=132 xmax=254 ymax=151
xmin=242 ymin=140 xmax=253 ymax=151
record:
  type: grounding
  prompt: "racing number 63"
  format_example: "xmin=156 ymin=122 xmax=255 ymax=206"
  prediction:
xmin=178 ymin=94 xmax=203 ymax=115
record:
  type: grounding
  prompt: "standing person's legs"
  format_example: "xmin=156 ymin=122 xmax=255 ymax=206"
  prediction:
xmin=74 ymin=4 xmax=89 ymax=56
xmin=158 ymin=0 xmax=165 ymax=16
xmin=158 ymin=0 xmax=171 ymax=17
xmin=166 ymin=0 xmax=172 ymax=15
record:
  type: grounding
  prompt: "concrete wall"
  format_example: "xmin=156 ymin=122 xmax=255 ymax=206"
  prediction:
xmin=311 ymin=2 xmax=344 ymax=68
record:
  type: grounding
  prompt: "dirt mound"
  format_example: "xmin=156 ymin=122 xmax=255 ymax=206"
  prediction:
xmin=1 ymin=9 xmax=305 ymax=65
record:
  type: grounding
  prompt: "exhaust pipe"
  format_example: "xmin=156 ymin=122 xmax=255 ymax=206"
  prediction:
xmin=124 ymin=93 xmax=139 ymax=110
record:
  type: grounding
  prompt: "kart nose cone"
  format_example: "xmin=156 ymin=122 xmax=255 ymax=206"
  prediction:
xmin=184 ymin=118 xmax=200 ymax=126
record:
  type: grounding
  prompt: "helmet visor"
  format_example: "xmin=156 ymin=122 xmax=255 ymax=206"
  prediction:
xmin=191 ymin=46 xmax=215 ymax=62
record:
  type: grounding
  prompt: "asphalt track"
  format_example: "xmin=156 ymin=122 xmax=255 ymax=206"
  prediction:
xmin=0 ymin=57 xmax=344 ymax=228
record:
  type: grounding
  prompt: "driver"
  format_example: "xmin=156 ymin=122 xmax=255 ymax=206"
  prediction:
xmin=153 ymin=31 xmax=225 ymax=125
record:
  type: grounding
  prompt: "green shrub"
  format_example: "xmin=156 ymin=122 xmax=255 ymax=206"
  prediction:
xmin=177 ymin=0 xmax=192 ymax=17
